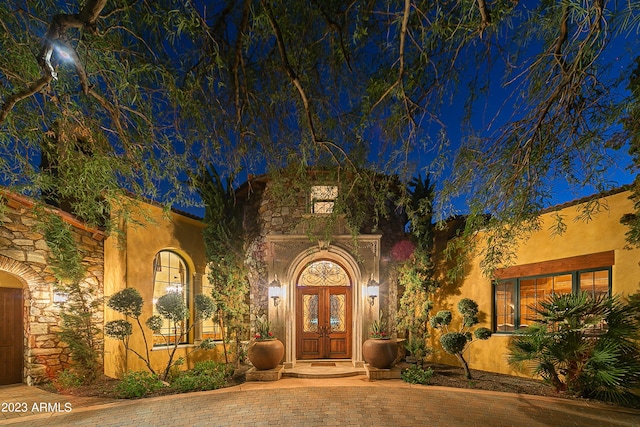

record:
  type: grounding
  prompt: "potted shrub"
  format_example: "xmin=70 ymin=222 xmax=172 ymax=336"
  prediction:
xmin=247 ymin=318 xmax=284 ymax=370
xmin=363 ymin=318 xmax=398 ymax=369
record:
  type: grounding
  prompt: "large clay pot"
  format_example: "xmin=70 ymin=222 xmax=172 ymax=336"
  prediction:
xmin=247 ymin=339 xmax=285 ymax=370
xmin=363 ymin=338 xmax=398 ymax=369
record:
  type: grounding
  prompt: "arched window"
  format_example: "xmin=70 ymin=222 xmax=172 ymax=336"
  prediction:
xmin=298 ymin=260 xmax=350 ymax=287
xmin=152 ymin=250 xmax=190 ymax=345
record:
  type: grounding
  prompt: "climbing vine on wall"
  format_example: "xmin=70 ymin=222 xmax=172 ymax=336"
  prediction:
xmin=195 ymin=165 xmax=249 ymax=364
xmin=396 ymin=175 xmax=440 ymax=364
xmin=38 ymin=211 xmax=102 ymax=383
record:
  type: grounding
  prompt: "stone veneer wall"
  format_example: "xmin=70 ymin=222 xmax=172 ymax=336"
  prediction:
xmin=243 ymin=182 xmax=308 ymax=324
xmin=0 ymin=195 xmax=104 ymax=385
xmin=241 ymin=177 xmax=407 ymax=338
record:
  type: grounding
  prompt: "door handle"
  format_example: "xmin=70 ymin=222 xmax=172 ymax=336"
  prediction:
xmin=317 ymin=325 xmax=331 ymax=337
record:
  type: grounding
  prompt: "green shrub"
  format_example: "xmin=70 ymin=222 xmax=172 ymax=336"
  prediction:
xmin=509 ymin=292 xmax=640 ymax=404
xmin=440 ymin=332 xmax=468 ymax=354
xmin=429 ymin=299 xmax=492 ymax=379
xmin=115 ymin=371 xmax=164 ymax=399
xmin=56 ymin=369 xmax=87 ymax=388
xmin=401 ymin=365 xmax=434 ymax=385
xmin=106 ymin=288 xmax=217 ymax=381
xmin=170 ymin=360 xmax=231 ymax=393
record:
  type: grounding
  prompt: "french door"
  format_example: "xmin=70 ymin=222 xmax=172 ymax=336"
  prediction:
xmin=297 ymin=286 xmax=351 ymax=359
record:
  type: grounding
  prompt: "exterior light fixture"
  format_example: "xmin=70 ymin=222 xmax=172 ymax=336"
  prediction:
xmin=54 ymin=44 xmax=74 ymax=63
xmin=367 ymin=275 xmax=379 ymax=307
xmin=269 ymin=275 xmax=282 ymax=307
xmin=53 ymin=291 xmax=68 ymax=303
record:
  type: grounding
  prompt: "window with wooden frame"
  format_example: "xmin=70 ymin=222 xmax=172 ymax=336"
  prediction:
xmin=493 ymin=252 xmax=613 ymax=333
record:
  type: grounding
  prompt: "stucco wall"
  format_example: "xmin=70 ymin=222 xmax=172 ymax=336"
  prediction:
xmin=103 ymin=200 xmax=225 ymax=378
xmin=428 ymin=190 xmax=640 ymax=376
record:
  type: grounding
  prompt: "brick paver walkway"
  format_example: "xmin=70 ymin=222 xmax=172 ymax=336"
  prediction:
xmin=1 ymin=376 xmax=639 ymax=426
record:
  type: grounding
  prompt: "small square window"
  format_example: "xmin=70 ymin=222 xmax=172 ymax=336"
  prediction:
xmin=310 ymin=186 xmax=338 ymax=214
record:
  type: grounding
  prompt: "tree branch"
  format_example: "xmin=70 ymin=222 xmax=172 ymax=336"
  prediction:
xmin=87 ymin=88 xmax=131 ymax=153
xmin=311 ymin=0 xmax=353 ymax=72
xmin=0 ymin=76 xmax=52 ymax=122
xmin=553 ymin=1 xmax=569 ymax=73
xmin=233 ymin=0 xmax=251 ymax=126
xmin=261 ymin=0 xmax=319 ymax=144
xmin=0 ymin=0 xmax=107 ymax=122
xmin=371 ymin=0 xmax=411 ymax=112
xmin=477 ymin=0 xmax=492 ymax=36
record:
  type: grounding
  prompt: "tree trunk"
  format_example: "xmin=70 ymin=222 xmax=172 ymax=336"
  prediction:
xmin=456 ymin=353 xmax=472 ymax=380
xmin=219 ymin=312 xmax=229 ymax=364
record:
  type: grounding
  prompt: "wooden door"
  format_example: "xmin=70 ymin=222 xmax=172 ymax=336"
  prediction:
xmin=0 ymin=287 xmax=23 ymax=385
xmin=297 ymin=286 xmax=351 ymax=359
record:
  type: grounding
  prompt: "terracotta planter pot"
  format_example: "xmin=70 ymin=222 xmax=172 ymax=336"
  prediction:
xmin=363 ymin=338 xmax=398 ymax=369
xmin=248 ymin=339 xmax=284 ymax=370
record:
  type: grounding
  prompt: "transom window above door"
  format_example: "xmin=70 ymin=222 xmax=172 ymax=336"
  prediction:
xmin=298 ymin=261 xmax=349 ymax=287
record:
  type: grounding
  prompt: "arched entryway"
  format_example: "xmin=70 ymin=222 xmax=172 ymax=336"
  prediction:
xmin=296 ymin=260 xmax=352 ymax=359
xmin=268 ymin=235 xmax=380 ymax=367
xmin=0 ymin=271 xmax=24 ymax=385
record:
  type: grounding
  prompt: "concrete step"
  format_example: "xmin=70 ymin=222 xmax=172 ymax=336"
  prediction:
xmin=282 ymin=361 xmax=366 ymax=379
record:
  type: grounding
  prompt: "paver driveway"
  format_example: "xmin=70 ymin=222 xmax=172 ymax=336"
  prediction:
xmin=1 ymin=376 xmax=639 ymax=426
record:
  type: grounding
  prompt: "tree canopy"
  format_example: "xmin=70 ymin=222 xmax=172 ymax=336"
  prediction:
xmin=1 ymin=0 xmax=639 ymax=249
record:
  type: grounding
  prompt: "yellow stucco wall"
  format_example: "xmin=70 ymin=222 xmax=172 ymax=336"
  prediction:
xmin=429 ymin=190 xmax=640 ymax=376
xmin=104 ymin=200 xmax=226 ymax=379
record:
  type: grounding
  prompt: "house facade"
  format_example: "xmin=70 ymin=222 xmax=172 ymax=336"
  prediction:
xmin=1 ymin=182 xmax=638 ymax=385
xmin=428 ymin=188 xmax=640 ymax=375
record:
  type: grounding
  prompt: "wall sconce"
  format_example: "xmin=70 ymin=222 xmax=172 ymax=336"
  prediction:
xmin=367 ymin=276 xmax=379 ymax=307
xmin=269 ymin=275 xmax=282 ymax=307
xmin=53 ymin=292 xmax=68 ymax=303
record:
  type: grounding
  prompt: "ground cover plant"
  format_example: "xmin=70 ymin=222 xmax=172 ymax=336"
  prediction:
xmin=114 ymin=371 xmax=164 ymax=399
xmin=48 ymin=362 xmax=640 ymax=409
xmin=170 ymin=361 xmax=232 ymax=393
xmin=50 ymin=361 xmax=242 ymax=400
xmin=401 ymin=364 xmax=434 ymax=385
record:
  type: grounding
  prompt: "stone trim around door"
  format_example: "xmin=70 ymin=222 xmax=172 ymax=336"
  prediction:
xmin=265 ymin=234 xmax=381 ymax=368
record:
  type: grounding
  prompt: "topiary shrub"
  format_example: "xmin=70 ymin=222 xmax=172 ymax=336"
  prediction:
xmin=430 ymin=298 xmax=492 ymax=379
xmin=105 ymin=288 xmax=217 ymax=381
xmin=439 ymin=332 xmax=468 ymax=355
